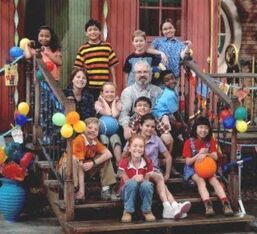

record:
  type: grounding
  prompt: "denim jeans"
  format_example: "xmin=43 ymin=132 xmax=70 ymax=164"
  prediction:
xmin=121 ymin=179 xmax=154 ymax=214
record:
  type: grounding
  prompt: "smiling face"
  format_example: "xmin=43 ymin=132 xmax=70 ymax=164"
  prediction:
xmin=134 ymin=101 xmax=151 ymax=117
xmin=72 ymin=70 xmax=87 ymax=89
xmin=140 ymin=119 xmax=156 ymax=139
xmin=86 ymin=25 xmax=101 ymax=43
xmin=132 ymin=36 xmax=146 ymax=53
xmin=163 ymin=73 xmax=177 ymax=90
xmin=134 ymin=62 xmax=151 ymax=86
xmin=38 ymin=29 xmax=51 ymax=46
xmin=85 ymin=122 xmax=99 ymax=142
xmin=162 ymin=22 xmax=176 ymax=39
xmin=196 ymin=125 xmax=210 ymax=140
xmin=129 ymin=137 xmax=145 ymax=160
xmin=101 ymin=84 xmax=116 ymax=103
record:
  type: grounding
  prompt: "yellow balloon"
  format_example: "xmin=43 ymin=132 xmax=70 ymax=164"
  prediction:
xmin=19 ymin=38 xmax=30 ymax=50
xmin=73 ymin=120 xmax=86 ymax=133
xmin=0 ymin=148 xmax=7 ymax=165
xmin=236 ymin=120 xmax=248 ymax=133
xmin=18 ymin=102 xmax=30 ymax=116
xmin=60 ymin=124 xmax=73 ymax=138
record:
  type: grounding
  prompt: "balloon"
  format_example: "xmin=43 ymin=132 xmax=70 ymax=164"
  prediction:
xmin=9 ymin=46 xmax=24 ymax=58
xmin=52 ymin=112 xmax=66 ymax=126
xmin=20 ymin=152 xmax=34 ymax=168
xmin=66 ymin=111 xmax=80 ymax=125
xmin=223 ymin=116 xmax=236 ymax=129
xmin=60 ymin=124 xmax=73 ymax=138
xmin=36 ymin=69 xmax=44 ymax=81
xmin=2 ymin=162 xmax=25 ymax=181
xmin=220 ymin=109 xmax=232 ymax=121
xmin=18 ymin=102 xmax=30 ymax=116
xmin=0 ymin=148 xmax=7 ymax=165
xmin=73 ymin=120 xmax=86 ymax=133
xmin=194 ymin=156 xmax=217 ymax=179
xmin=99 ymin=116 xmax=119 ymax=136
xmin=234 ymin=107 xmax=247 ymax=120
xmin=45 ymin=61 xmax=55 ymax=72
xmin=4 ymin=141 xmax=23 ymax=162
xmin=236 ymin=120 xmax=248 ymax=133
xmin=19 ymin=38 xmax=30 ymax=50
xmin=15 ymin=114 xmax=28 ymax=127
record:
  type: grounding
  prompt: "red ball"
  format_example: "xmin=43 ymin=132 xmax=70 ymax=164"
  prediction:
xmin=194 ymin=156 xmax=217 ymax=179
xmin=220 ymin=109 xmax=232 ymax=121
xmin=46 ymin=61 xmax=55 ymax=71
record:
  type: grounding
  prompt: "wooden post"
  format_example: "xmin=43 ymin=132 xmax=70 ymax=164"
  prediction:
xmin=227 ymin=96 xmax=240 ymax=210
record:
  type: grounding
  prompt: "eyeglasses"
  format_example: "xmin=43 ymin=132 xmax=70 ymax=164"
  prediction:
xmin=134 ymin=71 xmax=150 ymax=75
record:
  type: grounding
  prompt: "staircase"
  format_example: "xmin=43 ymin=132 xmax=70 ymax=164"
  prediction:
xmin=26 ymin=53 xmax=256 ymax=233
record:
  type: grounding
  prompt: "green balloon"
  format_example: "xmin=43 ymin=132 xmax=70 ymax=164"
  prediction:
xmin=234 ymin=107 xmax=247 ymax=120
xmin=36 ymin=69 xmax=44 ymax=81
xmin=52 ymin=113 xmax=66 ymax=126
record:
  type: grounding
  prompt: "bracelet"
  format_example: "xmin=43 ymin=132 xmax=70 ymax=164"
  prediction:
xmin=92 ymin=159 xmax=96 ymax=167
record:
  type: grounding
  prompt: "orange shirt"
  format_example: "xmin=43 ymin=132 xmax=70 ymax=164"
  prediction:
xmin=72 ymin=134 xmax=106 ymax=161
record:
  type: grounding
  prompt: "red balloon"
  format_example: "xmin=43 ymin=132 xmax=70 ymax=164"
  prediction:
xmin=2 ymin=162 xmax=25 ymax=181
xmin=46 ymin=61 xmax=55 ymax=71
xmin=220 ymin=109 xmax=232 ymax=121
xmin=20 ymin=152 xmax=34 ymax=168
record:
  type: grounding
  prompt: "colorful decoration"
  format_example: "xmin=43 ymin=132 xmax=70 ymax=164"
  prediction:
xmin=234 ymin=107 xmax=247 ymax=120
xmin=194 ymin=156 xmax=217 ymax=179
xmin=223 ymin=116 xmax=236 ymax=129
xmin=99 ymin=116 xmax=119 ymax=136
xmin=20 ymin=152 xmax=34 ymax=169
xmin=66 ymin=111 xmax=80 ymax=125
xmin=17 ymin=102 xmax=30 ymax=116
xmin=60 ymin=124 xmax=73 ymax=138
xmin=52 ymin=112 xmax=66 ymax=126
xmin=11 ymin=127 xmax=23 ymax=144
xmin=45 ymin=61 xmax=54 ymax=72
xmin=220 ymin=109 xmax=232 ymax=121
xmin=4 ymin=63 xmax=18 ymax=86
xmin=19 ymin=38 xmax=30 ymax=50
xmin=0 ymin=148 xmax=7 ymax=165
xmin=236 ymin=120 xmax=248 ymax=133
xmin=2 ymin=162 xmax=25 ymax=181
xmin=15 ymin=114 xmax=27 ymax=127
xmin=5 ymin=141 xmax=23 ymax=162
xmin=73 ymin=120 xmax=86 ymax=133
xmin=36 ymin=69 xmax=44 ymax=81
xmin=9 ymin=46 xmax=23 ymax=58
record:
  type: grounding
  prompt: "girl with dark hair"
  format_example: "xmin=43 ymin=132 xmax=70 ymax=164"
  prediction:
xmin=24 ymin=25 xmax=62 ymax=81
xmin=118 ymin=134 xmax=156 ymax=223
xmin=182 ymin=116 xmax=233 ymax=217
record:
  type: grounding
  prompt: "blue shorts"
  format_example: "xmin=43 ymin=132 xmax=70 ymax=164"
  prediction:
xmin=183 ymin=165 xmax=195 ymax=181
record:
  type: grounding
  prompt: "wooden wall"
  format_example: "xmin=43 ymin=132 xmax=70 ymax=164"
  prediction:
xmin=0 ymin=0 xmax=25 ymax=132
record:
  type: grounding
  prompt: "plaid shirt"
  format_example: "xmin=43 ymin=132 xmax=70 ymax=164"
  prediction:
xmin=129 ymin=113 xmax=171 ymax=135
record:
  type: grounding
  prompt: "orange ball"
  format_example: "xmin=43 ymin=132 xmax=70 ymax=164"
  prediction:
xmin=194 ymin=156 xmax=217 ymax=179
xmin=66 ymin=111 xmax=80 ymax=125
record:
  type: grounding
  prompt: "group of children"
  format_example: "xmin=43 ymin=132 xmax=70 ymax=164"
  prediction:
xmin=24 ymin=18 xmax=233 ymax=223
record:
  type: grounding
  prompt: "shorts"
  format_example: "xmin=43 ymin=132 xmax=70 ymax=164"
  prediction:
xmin=183 ymin=164 xmax=195 ymax=181
xmin=100 ymin=134 xmax=121 ymax=150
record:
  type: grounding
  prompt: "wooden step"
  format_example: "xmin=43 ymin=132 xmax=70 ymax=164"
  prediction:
xmin=65 ymin=214 xmax=254 ymax=233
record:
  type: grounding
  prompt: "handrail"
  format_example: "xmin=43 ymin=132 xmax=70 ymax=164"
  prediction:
xmin=183 ymin=59 xmax=231 ymax=105
xmin=210 ymin=73 xmax=257 ymax=78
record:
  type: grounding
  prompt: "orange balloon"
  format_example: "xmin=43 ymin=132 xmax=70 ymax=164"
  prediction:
xmin=194 ymin=156 xmax=217 ymax=179
xmin=66 ymin=111 xmax=80 ymax=125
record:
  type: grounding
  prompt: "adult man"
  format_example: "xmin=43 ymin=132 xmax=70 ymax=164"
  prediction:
xmin=119 ymin=60 xmax=162 ymax=139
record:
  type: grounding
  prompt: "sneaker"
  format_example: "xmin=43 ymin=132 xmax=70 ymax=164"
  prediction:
xmin=179 ymin=201 xmax=191 ymax=214
xmin=143 ymin=212 xmax=156 ymax=222
xmin=180 ymin=213 xmax=187 ymax=219
xmin=121 ymin=211 xmax=132 ymax=223
xmin=170 ymin=202 xmax=183 ymax=219
xmin=101 ymin=189 xmax=120 ymax=201
xmin=204 ymin=201 xmax=215 ymax=217
xmin=223 ymin=201 xmax=233 ymax=216
xmin=163 ymin=206 xmax=176 ymax=219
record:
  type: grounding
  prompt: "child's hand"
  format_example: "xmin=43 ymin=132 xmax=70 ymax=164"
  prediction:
xmin=164 ymin=174 xmax=170 ymax=182
xmin=124 ymin=126 xmax=132 ymax=139
xmin=160 ymin=52 xmax=168 ymax=66
xmin=199 ymin=148 xmax=209 ymax=154
xmin=133 ymin=174 xmax=144 ymax=182
xmin=196 ymin=153 xmax=207 ymax=162
xmin=98 ymin=95 xmax=104 ymax=102
xmin=115 ymin=96 xmax=119 ymax=102
xmin=82 ymin=161 xmax=94 ymax=171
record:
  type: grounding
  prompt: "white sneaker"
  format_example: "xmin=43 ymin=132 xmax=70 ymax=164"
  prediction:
xmin=162 ymin=206 xmax=181 ymax=219
xmin=179 ymin=201 xmax=191 ymax=214
xmin=180 ymin=213 xmax=187 ymax=219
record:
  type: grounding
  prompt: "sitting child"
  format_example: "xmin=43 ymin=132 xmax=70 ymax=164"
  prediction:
xmin=128 ymin=96 xmax=173 ymax=153
xmin=182 ymin=116 xmax=233 ymax=216
xmin=118 ymin=134 xmax=156 ymax=223
xmin=124 ymin=114 xmax=191 ymax=219
xmin=95 ymin=82 xmax=122 ymax=164
xmin=59 ymin=117 xmax=118 ymax=203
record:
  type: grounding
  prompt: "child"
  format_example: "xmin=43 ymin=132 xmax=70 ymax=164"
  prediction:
xmin=182 ymin=116 xmax=233 ymax=216
xmin=148 ymin=18 xmax=191 ymax=80
xmin=65 ymin=117 xmax=118 ymax=202
xmin=24 ymin=25 xmax=62 ymax=81
xmin=129 ymin=96 xmax=173 ymax=154
xmin=123 ymin=30 xmax=160 ymax=86
xmin=118 ymin=134 xmax=156 ymax=223
xmin=152 ymin=70 xmax=187 ymax=141
xmin=124 ymin=114 xmax=191 ymax=219
xmin=64 ymin=68 xmax=95 ymax=120
xmin=74 ymin=19 xmax=118 ymax=100
xmin=95 ymin=82 xmax=122 ymax=163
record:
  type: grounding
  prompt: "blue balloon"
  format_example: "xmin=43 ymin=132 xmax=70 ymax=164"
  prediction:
xmin=10 ymin=46 xmax=24 ymax=58
xmin=223 ymin=116 xmax=236 ymax=129
xmin=15 ymin=114 xmax=27 ymax=127
xmin=99 ymin=116 xmax=119 ymax=137
xmin=5 ymin=141 xmax=23 ymax=162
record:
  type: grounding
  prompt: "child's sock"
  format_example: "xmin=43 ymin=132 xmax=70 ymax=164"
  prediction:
xmin=102 ymin=186 xmax=110 ymax=192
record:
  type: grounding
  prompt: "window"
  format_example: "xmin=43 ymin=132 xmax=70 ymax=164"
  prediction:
xmin=139 ymin=0 xmax=182 ymax=37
